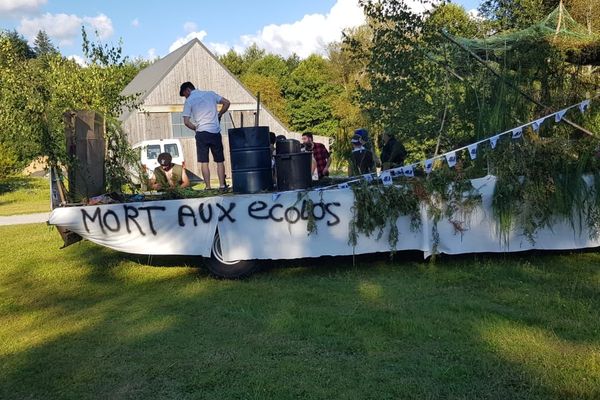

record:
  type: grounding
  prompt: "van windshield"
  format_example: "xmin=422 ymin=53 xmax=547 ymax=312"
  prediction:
xmin=146 ymin=145 xmax=161 ymax=159
xmin=164 ymin=143 xmax=179 ymax=158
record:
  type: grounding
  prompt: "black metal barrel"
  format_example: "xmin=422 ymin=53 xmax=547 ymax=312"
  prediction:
xmin=275 ymin=139 xmax=312 ymax=191
xmin=228 ymin=126 xmax=273 ymax=193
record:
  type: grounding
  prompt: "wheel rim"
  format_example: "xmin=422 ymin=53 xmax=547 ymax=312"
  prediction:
xmin=212 ymin=231 xmax=241 ymax=265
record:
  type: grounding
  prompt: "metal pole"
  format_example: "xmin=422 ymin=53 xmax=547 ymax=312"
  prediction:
xmin=255 ymin=92 xmax=261 ymax=127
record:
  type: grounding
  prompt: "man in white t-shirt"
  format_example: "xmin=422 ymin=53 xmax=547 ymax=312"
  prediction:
xmin=180 ymin=81 xmax=230 ymax=190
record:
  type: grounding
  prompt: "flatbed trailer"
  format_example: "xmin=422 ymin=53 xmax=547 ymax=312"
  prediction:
xmin=48 ymin=174 xmax=600 ymax=278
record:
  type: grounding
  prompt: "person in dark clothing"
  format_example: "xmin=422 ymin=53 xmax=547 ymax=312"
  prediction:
xmin=380 ymin=131 xmax=407 ymax=170
xmin=350 ymin=134 xmax=375 ymax=176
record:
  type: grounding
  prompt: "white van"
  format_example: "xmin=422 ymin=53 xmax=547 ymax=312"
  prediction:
xmin=131 ymin=139 xmax=200 ymax=185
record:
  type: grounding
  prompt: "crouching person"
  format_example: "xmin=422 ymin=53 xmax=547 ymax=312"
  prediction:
xmin=151 ymin=152 xmax=190 ymax=190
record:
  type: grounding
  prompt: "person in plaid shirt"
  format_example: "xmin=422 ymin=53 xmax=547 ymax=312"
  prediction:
xmin=302 ymin=132 xmax=330 ymax=179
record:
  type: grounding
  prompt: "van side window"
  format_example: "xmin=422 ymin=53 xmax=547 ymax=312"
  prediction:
xmin=146 ymin=145 xmax=161 ymax=159
xmin=164 ymin=143 xmax=179 ymax=158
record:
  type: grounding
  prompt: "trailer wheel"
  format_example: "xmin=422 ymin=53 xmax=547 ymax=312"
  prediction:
xmin=206 ymin=231 xmax=259 ymax=279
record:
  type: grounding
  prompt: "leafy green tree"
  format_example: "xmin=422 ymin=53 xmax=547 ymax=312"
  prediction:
xmin=285 ymin=53 xmax=301 ymax=71
xmin=0 ymin=26 xmax=142 ymax=183
xmin=479 ymin=0 xmax=599 ymax=31
xmin=241 ymin=73 xmax=289 ymax=125
xmin=0 ymin=30 xmax=35 ymax=60
xmin=219 ymin=49 xmax=245 ymax=76
xmin=245 ymin=54 xmax=290 ymax=86
xmin=33 ymin=30 xmax=58 ymax=57
xmin=285 ymin=55 xmax=341 ymax=136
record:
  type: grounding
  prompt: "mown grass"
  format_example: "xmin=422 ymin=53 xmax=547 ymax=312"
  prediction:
xmin=0 ymin=223 xmax=599 ymax=399
xmin=0 ymin=176 xmax=49 ymax=216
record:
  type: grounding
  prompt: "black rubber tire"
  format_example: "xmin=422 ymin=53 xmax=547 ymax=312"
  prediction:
xmin=206 ymin=231 xmax=260 ymax=279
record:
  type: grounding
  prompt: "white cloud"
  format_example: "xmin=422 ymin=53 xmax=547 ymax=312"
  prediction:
xmin=83 ymin=14 xmax=113 ymax=39
xmin=0 ymin=0 xmax=46 ymax=16
xmin=131 ymin=18 xmax=140 ymax=28
xmin=166 ymin=0 xmax=429 ymax=58
xmin=237 ymin=0 xmax=366 ymax=58
xmin=18 ymin=12 xmax=114 ymax=46
xmin=467 ymin=9 xmax=483 ymax=21
xmin=183 ymin=21 xmax=197 ymax=33
xmin=206 ymin=0 xmax=430 ymax=59
xmin=67 ymin=54 xmax=87 ymax=67
xmin=207 ymin=42 xmax=244 ymax=56
xmin=168 ymin=30 xmax=207 ymax=52
xmin=147 ymin=48 xmax=158 ymax=60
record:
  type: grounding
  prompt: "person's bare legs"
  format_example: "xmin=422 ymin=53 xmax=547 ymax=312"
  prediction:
xmin=217 ymin=162 xmax=226 ymax=188
xmin=200 ymin=162 xmax=211 ymax=189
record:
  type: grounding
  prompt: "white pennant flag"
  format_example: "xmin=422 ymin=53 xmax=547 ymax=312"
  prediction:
xmin=512 ymin=126 xmax=523 ymax=139
xmin=490 ymin=135 xmax=500 ymax=149
xmin=531 ymin=118 xmax=545 ymax=132
xmin=390 ymin=166 xmax=403 ymax=177
xmin=363 ymin=174 xmax=373 ymax=183
xmin=555 ymin=109 xmax=567 ymax=122
xmin=445 ymin=151 xmax=457 ymax=168
xmin=424 ymin=159 xmax=433 ymax=174
xmin=467 ymin=143 xmax=478 ymax=160
xmin=380 ymin=170 xmax=393 ymax=186
xmin=580 ymin=99 xmax=591 ymax=113
xmin=337 ymin=182 xmax=349 ymax=189
xmin=403 ymin=165 xmax=414 ymax=177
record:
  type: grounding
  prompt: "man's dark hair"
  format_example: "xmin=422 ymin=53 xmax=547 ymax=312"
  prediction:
xmin=302 ymin=132 xmax=314 ymax=140
xmin=269 ymin=131 xmax=277 ymax=145
xmin=179 ymin=81 xmax=195 ymax=96
xmin=157 ymin=152 xmax=173 ymax=166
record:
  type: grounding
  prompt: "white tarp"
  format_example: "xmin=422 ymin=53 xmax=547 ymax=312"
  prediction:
xmin=48 ymin=175 xmax=600 ymax=261
xmin=48 ymin=197 xmax=223 ymax=257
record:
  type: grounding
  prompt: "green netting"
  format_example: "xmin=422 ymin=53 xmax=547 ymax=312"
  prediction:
xmin=455 ymin=5 xmax=599 ymax=60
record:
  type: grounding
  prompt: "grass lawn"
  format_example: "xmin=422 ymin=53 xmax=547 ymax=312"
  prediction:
xmin=0 ymin=176 xmax=50 ymax=216
xmin=0 ymin=223 xmax=599 ymax=399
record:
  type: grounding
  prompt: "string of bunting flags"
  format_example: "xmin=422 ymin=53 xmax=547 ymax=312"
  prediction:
xmin=271 ymin=98 xmax=593 ymax=200
xmin=326 ymin=97 xmax=593 ymax=190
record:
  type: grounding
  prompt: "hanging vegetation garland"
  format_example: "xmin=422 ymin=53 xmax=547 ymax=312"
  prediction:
xmin=349 ymin=180 xmax=421 ymax=251
xmin=346 ymin=159 xmax=482 ymax=253
xmin=344 ymin=132 xmax=600 ymax=254
xmin=490 ymin=134 xmax=600 ymax=245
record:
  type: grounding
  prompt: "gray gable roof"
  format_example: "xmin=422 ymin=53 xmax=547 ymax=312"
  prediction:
xmin=121 ymin=39 xmax=195 ymax=100
xmin=119 ymin=38 xmax=290 ymax=136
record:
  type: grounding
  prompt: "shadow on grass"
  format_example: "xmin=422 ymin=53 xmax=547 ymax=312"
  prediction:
xmin=1 ymin=231 xmax=599 ymax=399
xmin=0 ymin=176 xmax=38 ymax=195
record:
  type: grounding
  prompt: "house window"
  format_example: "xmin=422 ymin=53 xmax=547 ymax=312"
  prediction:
xmin=171 ymin=111 xmax=234 ymax=138
xmin=171 ymin=112 xmax=194 ymax=138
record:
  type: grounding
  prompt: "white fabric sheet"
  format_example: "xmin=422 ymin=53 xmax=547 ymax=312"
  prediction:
xmin=48 ymin=175 xmax=600 ymax=261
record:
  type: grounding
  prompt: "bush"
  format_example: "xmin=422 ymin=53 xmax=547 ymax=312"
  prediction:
xmin=0 ymin=143 xmax=19 ymax=179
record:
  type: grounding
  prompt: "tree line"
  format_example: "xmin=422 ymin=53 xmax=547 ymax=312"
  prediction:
xmin=1 ymin=0 xmax=598 ymax=179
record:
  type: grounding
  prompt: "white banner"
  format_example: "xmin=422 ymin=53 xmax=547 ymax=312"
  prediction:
xmin=48 ymin=198 xmax=222 ymax=257
xmin=48 ymin=175 xmax=600 ymax=262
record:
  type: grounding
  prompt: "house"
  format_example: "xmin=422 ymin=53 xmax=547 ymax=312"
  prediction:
xmin=119 ymin=38 xmax=328 ymax=180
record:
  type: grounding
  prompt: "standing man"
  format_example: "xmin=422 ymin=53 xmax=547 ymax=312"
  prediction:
xmin=301 ymin=132 xmax=330 ymax=179
xmin=180 ymin=81 xmax=230 ymax=190
xmin=380 ymin=130 xmax=407 ymax=170
xmin=350 ymin=134 xmax=375 ymax=175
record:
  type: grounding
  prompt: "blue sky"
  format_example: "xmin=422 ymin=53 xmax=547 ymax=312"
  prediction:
xmin=0 ymin=0 xmax=481 ymax=63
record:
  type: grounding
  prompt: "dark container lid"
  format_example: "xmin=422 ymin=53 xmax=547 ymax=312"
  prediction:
xmin=276 ymin=139 xmax=301 ymax=155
